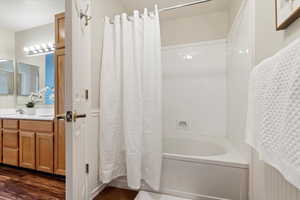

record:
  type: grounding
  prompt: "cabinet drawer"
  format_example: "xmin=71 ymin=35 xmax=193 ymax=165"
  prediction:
xmin=0 ymin=119 xmax=2 ymax=128
xmin=3 ymin=130 xmax=19 ymax=149
xmin=3 ymin=148 xmax=18 ymax=166
xmin=20 ymin=120 xmax=53 ymax=133
xmin=3 ymin=120 xmax=18 ymax=129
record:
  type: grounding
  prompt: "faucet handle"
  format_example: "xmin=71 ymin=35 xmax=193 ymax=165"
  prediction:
xmin=16 ymin=108 xmax=25 ymax=114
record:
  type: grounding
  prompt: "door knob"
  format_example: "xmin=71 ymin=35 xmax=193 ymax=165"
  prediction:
xmin=56 ymin=111 xmax=87 ymax=122
xmin=73 ymin=112 xmax=87 ymax=122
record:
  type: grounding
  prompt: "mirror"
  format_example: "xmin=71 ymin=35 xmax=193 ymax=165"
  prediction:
xmin=17 ymin=62 xmax=39 ymax=96
xmin=16 ymin=53 xmax=55 ymax=105
xmin=0 ymin=60 xmax=14 ymax=95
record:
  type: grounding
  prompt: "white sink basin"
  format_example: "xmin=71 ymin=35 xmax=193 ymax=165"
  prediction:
xmin=38 ymin=114 xmax=54 ymax=118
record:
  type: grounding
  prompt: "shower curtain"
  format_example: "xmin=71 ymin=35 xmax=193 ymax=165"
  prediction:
xmin=99 ymin=6 xmax=162 ymax=190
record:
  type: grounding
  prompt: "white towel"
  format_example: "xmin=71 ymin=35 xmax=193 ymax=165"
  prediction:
xmin=246 ymin=38 xmax=300 ymax=189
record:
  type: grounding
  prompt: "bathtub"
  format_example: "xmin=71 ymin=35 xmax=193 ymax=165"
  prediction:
xmin=110 ymin=136 xmax=249 ymax=200
xmin=161 ymin=136 xmax=249 ymax=200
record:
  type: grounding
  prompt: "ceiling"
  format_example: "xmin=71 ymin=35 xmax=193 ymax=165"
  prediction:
xmin=119 ymin=0 xmax=229 ymax=20
xmin=0 ymin=0 xmax=65 ymax=32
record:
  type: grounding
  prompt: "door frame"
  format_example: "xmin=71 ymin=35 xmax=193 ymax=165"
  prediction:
xmin=65 ymin=0 xmax=74 ymax=199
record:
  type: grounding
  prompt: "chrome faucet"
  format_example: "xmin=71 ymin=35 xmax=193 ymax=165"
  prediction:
xmin=16 ymin=108 xmax=25 ymax=114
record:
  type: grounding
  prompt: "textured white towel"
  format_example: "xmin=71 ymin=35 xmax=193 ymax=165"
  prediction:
xmin=246 ymin=38 xmax=300 ymax=189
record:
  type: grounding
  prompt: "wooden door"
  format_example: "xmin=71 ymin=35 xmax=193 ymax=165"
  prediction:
xmin=19 ymin=131 xmax=35 ymax=169
xmin=66 ymin=0 xmax=91 ymax=198
xmin=55 ymin=47 xmax=66 ymax=175
xmin=36 ymin=133 xmax=54 ymax=173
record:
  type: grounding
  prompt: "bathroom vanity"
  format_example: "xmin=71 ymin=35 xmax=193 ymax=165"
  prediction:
xmin=0 ymin=117 xmax=54 ymax=173
xmin=0 ymin=109 xmax=65 ymax=176
xmin=0 ymin=12 xmax=66 ymax=176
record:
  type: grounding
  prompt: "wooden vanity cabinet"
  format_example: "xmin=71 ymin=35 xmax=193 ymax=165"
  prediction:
xmin=2 ymin=120 xmax=19 ymax=166
xmin=0 ymin=120 xmax=2 ymax=163
xmin=19 ymin=120 xmax=54 ymax=173
xmin=55 ymin=12 xmax=66 ymax=176
xmin=55 ymin=13 xmax=65 ymax=49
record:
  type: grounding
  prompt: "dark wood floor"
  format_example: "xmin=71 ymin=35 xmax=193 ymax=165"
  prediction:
xmin=94 ymin=187 xmax=138 ymax=200
xmin=0 ymin=165 xmax=65 ymax=200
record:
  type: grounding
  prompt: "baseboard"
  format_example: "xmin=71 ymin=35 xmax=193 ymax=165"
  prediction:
xmin=90 ymin=184 xmax=107 ymax=200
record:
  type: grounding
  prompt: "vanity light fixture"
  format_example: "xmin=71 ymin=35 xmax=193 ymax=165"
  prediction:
xmin=183 ymin=54 xmax=193 ymax=60
xmin=0 ymin=59 xmax=8 ymax=63
xmin=24 ymin=42 xmax=55 ymax=56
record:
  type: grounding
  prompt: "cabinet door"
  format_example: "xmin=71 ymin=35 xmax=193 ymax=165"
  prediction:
xmin=55 ymin=48 xmax=66 ymax=176
xmin=3 ymin=128 xmax=19 ymax=166
xmin=19 ymin=131 xmax=35 ymax=169
xmin=55 ymin=13 xmax=65 ymax=49
xmin=55 ymin=49 xmax=65 ymax=116
xmin=0 ymin=130 xmax=2 ymax=163
xmin=3 ymin=148 xmax=18 ymax=166
xmin=3 ymin=129 xmax=18 ymax=149
xmin=36 ymin=133 xmax=54 ymax=173
xmin=54 ymin=119 xmax=65 ymax=175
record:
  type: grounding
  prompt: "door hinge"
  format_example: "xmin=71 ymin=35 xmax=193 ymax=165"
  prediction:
xmin=85 ymin=89 xmax=89 ymax=100
xmin=86 ymin=163 xmax=89 ymax=174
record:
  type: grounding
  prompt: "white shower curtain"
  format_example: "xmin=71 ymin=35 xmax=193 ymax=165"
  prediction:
xmin=99 ymin=6 xmax=162 ymax=190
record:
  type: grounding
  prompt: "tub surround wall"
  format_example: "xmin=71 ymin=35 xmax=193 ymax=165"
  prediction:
xmin=162 ymin=40 xmax=227 ymax=140
xmin=226 ymin=0 xmax=253 ymax=159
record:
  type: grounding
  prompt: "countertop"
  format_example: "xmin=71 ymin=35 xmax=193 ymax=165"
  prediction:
xmin=0 ymin=114 xmax=54 ymax=121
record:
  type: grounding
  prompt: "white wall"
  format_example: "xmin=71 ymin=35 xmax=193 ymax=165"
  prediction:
xmin=229 ymin=0 xmax=243 ymax=28
xmin=160 ymin=11 xmax=229 ymax=47
xmin=254 ymin=0 xmax=300 ymax=65
xmin=226 ymin=0 xmax=253 ymax=158
xmin=0 ymin=28 xmax=15 ymax=108
xmin=88 ymin=0 xmax=125 ymax=198
xmin=162 ymin=40 xmax=227 ymax=140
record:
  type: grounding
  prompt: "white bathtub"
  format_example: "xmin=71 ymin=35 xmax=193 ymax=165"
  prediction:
xmin=110 ymin=136 xmax=249 ymax=200
xmin=161 ymin=136 xmax=249 ymax=200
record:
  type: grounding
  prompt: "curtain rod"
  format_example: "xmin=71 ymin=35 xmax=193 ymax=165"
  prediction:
xmin=158 ymin=0 xmax=212 ymax=12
